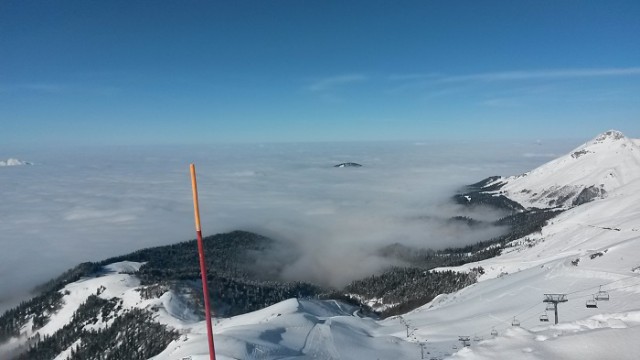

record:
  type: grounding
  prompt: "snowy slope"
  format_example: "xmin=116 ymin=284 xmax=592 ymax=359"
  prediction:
xmin=0 ymin=158 xmax=31 ymax=167
xmin=488 ymin=130 xmax=640 ymax=209
xmin=152 ymin=299 xmax=424 ymax=360
xmin=0 ymin=262 xmax=146 ymax=356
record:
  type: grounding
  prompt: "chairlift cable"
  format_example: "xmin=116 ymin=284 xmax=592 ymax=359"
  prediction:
xmin=565 ymin=274 xmax=640 ymax=296
xmin=568 ymin=281 xmax=640 ymax=300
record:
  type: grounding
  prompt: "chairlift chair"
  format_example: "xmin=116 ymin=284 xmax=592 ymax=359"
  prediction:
xmin=473 ymin=335 xmax=482 ymax=342
xmin=491 ymin=328 xmax=498 ymax=336
xmin=458 ymin=336 xmax=471 ymax=347
xmin=511 ymin=317 xmax=520 ymax=327
xmin=595 ymin=285 xmax=610 ymax=301
xmin=546 ymin=303 xmax=555 ymax=311
xmin=586 ymin=296 xmax=598 ymax=309
xmin=539 ymin=313 xmax=549 ymax=322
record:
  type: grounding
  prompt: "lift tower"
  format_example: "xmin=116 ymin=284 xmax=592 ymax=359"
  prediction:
xmin=543 ymin=294 xmax=568 ymax=324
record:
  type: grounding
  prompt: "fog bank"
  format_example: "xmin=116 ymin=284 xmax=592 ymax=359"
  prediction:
xmin=0 ymin=140 xmax=577 ymax=312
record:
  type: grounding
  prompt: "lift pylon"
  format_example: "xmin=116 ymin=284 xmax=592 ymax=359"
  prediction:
xmin=543 ymin=294 xmax=568 ymax=324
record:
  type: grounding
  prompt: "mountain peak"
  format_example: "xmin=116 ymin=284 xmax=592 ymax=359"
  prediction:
xmin=590 ymin=129 xmax=626 ymax=143
xmin=497 ymin=130 xmax=640 ymax=209
xmin=575 ymin=129 xmax=634 ymax=155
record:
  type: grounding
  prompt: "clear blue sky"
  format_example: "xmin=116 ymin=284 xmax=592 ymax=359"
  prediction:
xmin=1 ymin=0 xmax=639 ymax=146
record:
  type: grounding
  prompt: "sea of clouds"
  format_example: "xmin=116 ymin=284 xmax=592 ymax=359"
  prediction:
xmin=0 ymin=139 xmax=578 ymax=313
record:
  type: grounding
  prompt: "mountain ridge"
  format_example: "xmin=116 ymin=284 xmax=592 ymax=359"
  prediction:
xmin=460 ymin=130 xmax=640 ymax=210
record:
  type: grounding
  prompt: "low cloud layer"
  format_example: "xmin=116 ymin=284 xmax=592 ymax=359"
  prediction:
xmin=0 ymin=140 xmax=576 ymax=312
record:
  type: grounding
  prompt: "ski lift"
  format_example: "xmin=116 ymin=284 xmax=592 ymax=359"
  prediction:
xmin=546 ymin=303 xmax=555 ymax=311
xmin=586 ymin=296 xmax=598 ymax=309
xmin=473 ymin=335 xmax=483 ymax=342
xmin=511 ymin=317 xmax=520 ymax=327
xmin=539 ymin=313 xmax=549 ymax=322
xmin=595 ymin=285 xmax=610 ymax=301
xmin=491 ymin=328 xmax=498 ymax=336
xmin=458 ymin=336 xmax=471 ymax=347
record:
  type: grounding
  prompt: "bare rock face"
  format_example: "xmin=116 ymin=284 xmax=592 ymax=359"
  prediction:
xmin=572 ymin=185 xmax=607 ymax=206
xmin=592 ymin=130 xmax=626 ymax=143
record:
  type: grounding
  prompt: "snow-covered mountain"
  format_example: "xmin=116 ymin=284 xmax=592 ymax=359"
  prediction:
xmin=480 ymin=130 xmax=640 ymax=209
xmin=334 ymin=162 xmax=363 ymax=168
xmin=0 ymin=158 xmax=31 ymax=167
xmin=2 ymin=130 xmax=640 ymax=360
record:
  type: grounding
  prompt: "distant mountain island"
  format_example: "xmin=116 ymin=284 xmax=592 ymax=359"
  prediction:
xmin=0 ymin=158 xmax=32 ymax=167
xmin=334 ymin=162 xmax=362 ymax=168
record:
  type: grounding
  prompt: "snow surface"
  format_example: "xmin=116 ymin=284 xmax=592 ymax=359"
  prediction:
xmin=54 ymin=339 xmax=82 ymax=360
xmin=151 ymin=298 xmax=422 ymax=360
xmin=0 ymin=158 xmax=31 ymax=166
xmin=38 ymin=266 xmax=143 ymax=338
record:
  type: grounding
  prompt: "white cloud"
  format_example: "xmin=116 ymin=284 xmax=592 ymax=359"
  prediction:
xmin=386 ymin=67 xmax=640 ymax=96
xmin=439 ymin=67 xmax=640 ymax=83
xmin=307 ymin=74 xmax=368 ymax=92
xmin=523 ymin=152 xmax=558 ymax=158
xmin=481 ymin=97 xmax=522 ymax=107
xmin=387 ymin=73 xmax=441 ymax=81
xmin=0 ymin=83 xmax=71 ymax=94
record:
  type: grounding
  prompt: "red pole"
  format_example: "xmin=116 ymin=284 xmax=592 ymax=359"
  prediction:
xmin=190 ymin=164 xmax=217 ymax=360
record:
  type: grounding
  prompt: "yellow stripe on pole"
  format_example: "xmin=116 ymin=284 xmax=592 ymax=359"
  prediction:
xmin=190 ymin=163 xmax=202 ymax=232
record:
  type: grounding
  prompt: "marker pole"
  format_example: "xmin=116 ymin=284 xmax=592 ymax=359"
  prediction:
xmin=190 ymin=164 xmax=216 ymax=360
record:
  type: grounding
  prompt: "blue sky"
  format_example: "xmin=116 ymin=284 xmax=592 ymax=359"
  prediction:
xmin=1 ymin=0 xmax=639 ymax=146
